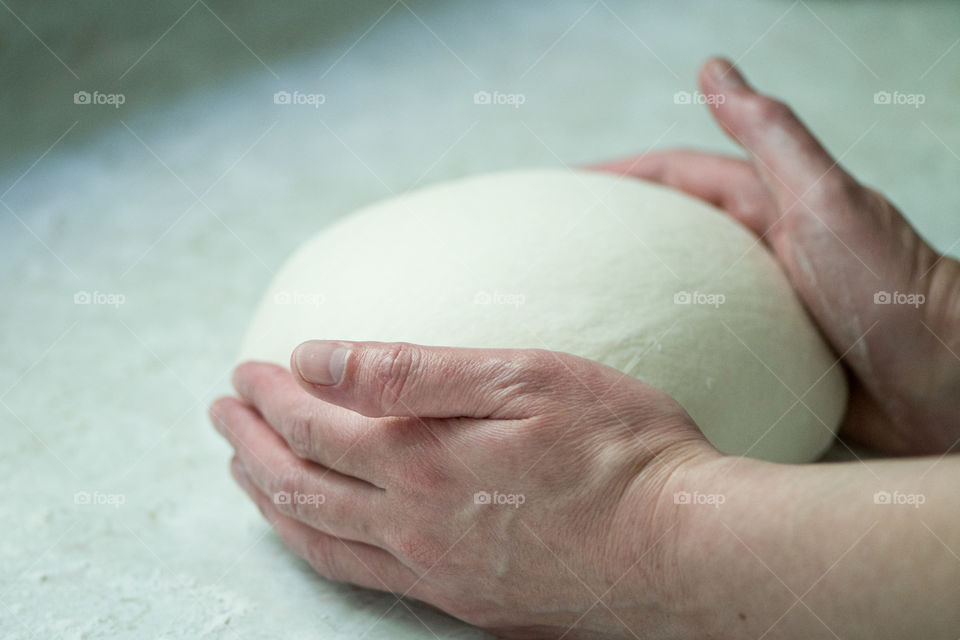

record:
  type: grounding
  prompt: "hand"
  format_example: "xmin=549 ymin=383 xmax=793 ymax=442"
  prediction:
xmin=593 ymin=57 xmax=960 ymax=456
xmin=210 ymin=340 xmax=717 ymax=638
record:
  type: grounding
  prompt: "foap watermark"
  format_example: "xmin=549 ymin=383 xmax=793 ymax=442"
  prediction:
xmin=273 ymin=290 xmax=325 ymax=307
xmin=873 ymin=490 xmax=925 ymax=508
xmin=674 ymin=290 xmax=725 ymax=308
xmin=74 ymin=90 xmax=125 ymax=108
xmin=273 ymin=491 xmax=326 ymax=507
xmin=474 ymin=290 xmax=525 ymax=308
xmin=873 ymin=291 xmax=924 ymax=308
xmin=473 ymin=90 xmax=526 ymax=108
xmin=274 ymin=90 xmax=326 ymax=108
xmin=873 ymin=91 xmax=925 ymax=109
xmin=673 ymin=90 xmax=725 ymax=106
xmin=74 ymin=490 xmax=126 ymax=508
xmin=474 ymin=490 xmax=525 ymax=508
xmin=673 ymin=490 xmax=725 ymax=508
xmin=74 ymin=290 xmax=125 ymax=308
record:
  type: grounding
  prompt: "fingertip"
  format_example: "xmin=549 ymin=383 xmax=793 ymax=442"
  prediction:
xmin=698 ymin=56 xmax=725 ymax=85
xmin=290 ymin=342 xmax=310 ymax=384
xmin=581 ymin=156 xmax=648 ymax=173
xmin=209 ymin=395 xmax=238 ymax=428
xmin=699 ymin=56 xmax=750 ymax=94
xmin=231 ymin=361 xmax=256 ymax=397
xmin=234 ymin=360 xmax=292 ymax=399
xmin=292 ymin=340 xmax=351 ymax=387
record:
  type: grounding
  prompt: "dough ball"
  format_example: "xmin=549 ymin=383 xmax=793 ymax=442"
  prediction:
xmin=239 ymin=169 xmax=847 ymax=463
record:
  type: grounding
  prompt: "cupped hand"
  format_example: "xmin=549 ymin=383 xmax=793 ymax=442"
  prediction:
xmin=210 ymin=340 xmax=715 ymax=638
xmin=593 ymin=57 xmax=960 ymax=456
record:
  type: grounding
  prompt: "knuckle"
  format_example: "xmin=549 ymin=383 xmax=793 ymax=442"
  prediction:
xmin=388 ymin=529 xmax=439 ymax=570
xmin=272 ymin=465 xmax=306 ymax=506
xmin=492 ymin=349 xmax=593 ymax=409
xmin=807 ymin=170 xmax=855 ymax=203
xmin=317 ymin=491 xmax=348 ymax=525
xmin=495 ymin=349 xmax=559 ymax=392
xmin=281 ymin=408 xmax=317 ymax=458
xmin=306 ymin=539 xmax=346 ymax=582
xmin=369 ymin=343 xmax=421 ymax=415
xmin=835 ymin=172 xmax=868 ymax=203
xmin=632 ymin=153 xmax=668 ymax=183
xmin=208 ymin=396 xmax=233 ymax=425
xmin=748 ymin=94 xmax=794 ymax=126
xmin=276 ymin=471 xmax=324 ymax=523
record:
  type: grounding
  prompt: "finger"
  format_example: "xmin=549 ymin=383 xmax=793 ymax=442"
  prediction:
xmin=839 ymin=379 xmax=907 ymax=454
xmin=290 ymin=340 xmax=573 ymax=419
xmin=232 ymin=362 xmax=384 ymax=481
xmin=229 ymin=457 xmax=421 ymax=596
xmin=588 ymin=150 xmax=776 ymax=236
xmin=698 ymin=57 xmax=859 ymax=219
xmin=210 ymin=396 xmax=388 ymax=546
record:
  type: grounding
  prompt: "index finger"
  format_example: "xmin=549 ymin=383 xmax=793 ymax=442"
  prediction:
xmin=698 ymin=57 xmax=858 ymax=214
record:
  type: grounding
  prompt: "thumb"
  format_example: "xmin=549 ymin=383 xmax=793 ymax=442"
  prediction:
xmin=290 ymin=340 xmax=574 ymax=420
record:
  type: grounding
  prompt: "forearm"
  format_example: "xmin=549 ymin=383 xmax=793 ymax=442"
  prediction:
xmin=670 ymin=454 xmax=960 ymax=638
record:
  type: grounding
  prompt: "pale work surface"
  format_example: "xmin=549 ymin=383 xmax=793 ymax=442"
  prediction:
xmin=1 ymin=1 xmax=959 ymax=638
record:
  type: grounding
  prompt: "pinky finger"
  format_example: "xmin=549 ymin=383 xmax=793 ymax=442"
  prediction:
xmin=230 ymin=458 xmax=421 ymax=596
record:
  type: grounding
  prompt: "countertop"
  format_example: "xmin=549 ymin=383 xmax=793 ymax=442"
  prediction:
xmin=2 ymin=1 xmax=958 ymax=637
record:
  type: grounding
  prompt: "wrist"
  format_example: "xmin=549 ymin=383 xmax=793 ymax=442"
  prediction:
xmin=875 ymin=252 xmax=960 ymax=454
xmin=603 ymin=440 xmax=730 ymax=639
xmin=670 ymin=453 xmax=960 ymax=638
xmin=658 ymin=451 xmax=790 ymax=638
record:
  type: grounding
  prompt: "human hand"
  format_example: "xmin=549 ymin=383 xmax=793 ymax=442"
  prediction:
xmin=593 ymin=57 xmax=960 ymax=456
xmin=210 ymin=340 xmax=717 ymax=638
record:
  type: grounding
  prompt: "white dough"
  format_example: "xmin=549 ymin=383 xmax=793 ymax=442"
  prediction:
xmin=239 ymin=169 xmax=847 ymax=463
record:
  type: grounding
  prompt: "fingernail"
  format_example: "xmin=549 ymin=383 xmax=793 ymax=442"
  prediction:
xmin=707 ymin=58 xmax=748 ymax=91
xmin=295 ymin=341 xmax=349 ymax=385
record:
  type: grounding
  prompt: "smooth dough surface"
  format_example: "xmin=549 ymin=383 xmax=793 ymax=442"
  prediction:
xmin=239 ymin=169 xmax=847 ymax=463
